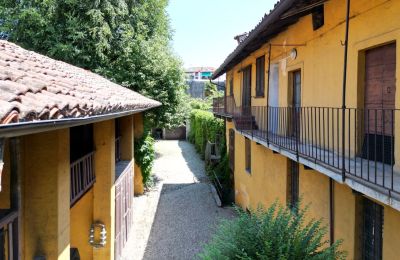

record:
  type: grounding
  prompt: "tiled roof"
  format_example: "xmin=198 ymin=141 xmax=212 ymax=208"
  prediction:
xmin=0 ymin=40 xmax=161 ymax=125
xmin=212 ymin=0 xmax=325 ymax=79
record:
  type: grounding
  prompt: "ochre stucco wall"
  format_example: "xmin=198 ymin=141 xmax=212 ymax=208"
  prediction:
xmin=334 ymin=183 xmax=356 ymax=259
xmin=383 ymin=205 xmax=400 ymax=260
xmin=93 ymin=120 xmax=116 ymax=260
xmin=299 ymin=168 xmax=331 ymax=242
xmin=70 ymin=189 xmax=94 ymax=260
xmin=234 ymin=136 xmax=288 ymax=210
xmin=22 ymin=129 xmax=70 ymax=260
xmin=227 ymin=0 xmax=400 ymax=258
xmin=133 ymin=113 xmax=144 ymax=195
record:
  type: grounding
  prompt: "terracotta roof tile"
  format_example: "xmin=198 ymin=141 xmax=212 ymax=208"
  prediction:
xmin=0 ymin=40 xmax=161 ymax=125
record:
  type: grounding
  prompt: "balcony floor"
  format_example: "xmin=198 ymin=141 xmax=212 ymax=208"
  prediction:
xmin=240 ymin=129 xmax=400 ymax=200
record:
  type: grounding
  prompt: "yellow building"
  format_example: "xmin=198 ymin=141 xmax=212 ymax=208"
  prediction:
xmin=212 ymin=0 xmax=400 ymax=259
xmin=0 ymin=40 xmax=160 ymax=259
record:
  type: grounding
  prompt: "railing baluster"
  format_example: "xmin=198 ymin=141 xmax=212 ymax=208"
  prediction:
xmin=382 ymin=109 xmax=385 ymax=187
xmin=211 ymin=100 xmax=398 ymax=197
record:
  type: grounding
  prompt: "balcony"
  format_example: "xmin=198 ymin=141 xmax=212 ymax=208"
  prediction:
xmin=70 ymin=152 xmax=96 ymax=206
xmin=213 ymin=97 xmax=400 ymax=209
xmin=212 ymin=96 xmax=234 ymax=118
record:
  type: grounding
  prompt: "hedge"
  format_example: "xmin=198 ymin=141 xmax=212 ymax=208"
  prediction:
xmin=189 ymin=109 xmax=224 ymax=157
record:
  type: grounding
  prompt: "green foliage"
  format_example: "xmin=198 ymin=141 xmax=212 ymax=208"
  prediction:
xmin=205 ymin=81 xmax=218 ymax=97
xmin=188 ymin=98 xmax=212 ymax=111
xmin=199 ymin=203 xmax=346 ymax=260
xmin=189 ymin=109 xmax=224 ymax=156
xmin=134 ymin=129 xmax=155 ymax=187
xmin=0 ymin=0 xmax=187 ymax=129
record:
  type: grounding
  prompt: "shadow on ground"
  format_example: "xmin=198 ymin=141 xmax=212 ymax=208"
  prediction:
xmin=142 ymin=183 xmax=233 ymax=260
xmin=177 ymin=140 xmax=209 ymax=183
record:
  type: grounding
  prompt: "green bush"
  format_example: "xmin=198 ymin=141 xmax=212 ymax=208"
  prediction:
xmin=198 ymin=203 xmax=346 ymax=260
xmin=134 ymin=130 xmax=155 ymax=187
xmin=189 ymin=109 xmax=224 ymax=157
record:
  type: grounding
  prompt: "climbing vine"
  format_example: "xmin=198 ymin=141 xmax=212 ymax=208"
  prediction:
xmin=134 ymin=130 xmax=155 ymax=187
xmin=188 ymin=109 xmax=225 ymax=157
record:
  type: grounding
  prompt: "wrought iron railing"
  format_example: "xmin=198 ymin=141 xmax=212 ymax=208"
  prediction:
xmin=70 ymin=152 xmax=95 ymax=206
xmin=212 ymin=95 xmax=235 ymax=117
xmin=213 ymin=96 xmax=399 ymax=197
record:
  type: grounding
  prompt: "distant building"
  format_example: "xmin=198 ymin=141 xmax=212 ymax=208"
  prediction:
xmin=185 ymin=67 xmax=215 ymax=80
xmin=185 ymin=67 xmax=225 ymax=99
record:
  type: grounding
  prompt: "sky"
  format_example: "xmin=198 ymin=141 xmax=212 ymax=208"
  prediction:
xmin=167 ymin=0 xmax=277 ymax=70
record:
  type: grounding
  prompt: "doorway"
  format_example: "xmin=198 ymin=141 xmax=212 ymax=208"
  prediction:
xmin=269 ymin=63 xmax=279 ymax=134
xmin=289 ymin=70 xmax=301 ymax=137
xmin=362 ymin=43 xmax=396 ymax=164
xmin=242 ymin=66 xmax=252 ymax=115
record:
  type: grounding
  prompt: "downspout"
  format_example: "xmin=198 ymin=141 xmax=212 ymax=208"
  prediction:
xmin=0 ymin=138 xmax=5 ymax=191
xmin=266 ymin=43 xmax=272 ymax=144
xmin=329 ymin=178 xmax=335 ymax=245
xmin=341 ymin=0 xmax=351 ymax=182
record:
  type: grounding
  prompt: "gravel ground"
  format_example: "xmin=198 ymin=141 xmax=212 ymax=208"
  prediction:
xmin=122 ymin=140 xmax=235 ymax=260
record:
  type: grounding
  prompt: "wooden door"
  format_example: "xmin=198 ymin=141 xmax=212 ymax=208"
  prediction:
xmin=363 ymin=43 xmax=396 ymax=164
xmin=115 ymin=163 xmax=134 ymax=260
xmin=242 ymin=66 xmax=252 ymax=113
xmin=229 ymin=129 xmax=235 ymax=171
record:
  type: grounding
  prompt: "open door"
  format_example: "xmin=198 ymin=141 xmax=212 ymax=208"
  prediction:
xmin=268 ymin=63 xmax=279 ymax=134
xmin=288 ymin=70 xmax=301 ymax=137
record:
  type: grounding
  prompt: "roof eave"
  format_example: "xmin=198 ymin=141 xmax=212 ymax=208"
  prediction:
xmin=212 ymin=0 xmax=296 ymax=79
xmin=0 ymin=104 xmax=160 ymax=138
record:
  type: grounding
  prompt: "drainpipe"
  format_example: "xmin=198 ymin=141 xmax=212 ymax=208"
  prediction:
xmin=341 ymin=0 xmax=351 ymax=182
xmin=329 ymin=178 xmax=335 ymax=245
xmin=266 ymin=44 xmax=272 ymax=144
xmin=0 ymin=138 xmax=5 ymax=191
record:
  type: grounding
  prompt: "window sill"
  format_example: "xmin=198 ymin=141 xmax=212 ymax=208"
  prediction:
xmin=253 ymin=96 xmax=265 ymax=99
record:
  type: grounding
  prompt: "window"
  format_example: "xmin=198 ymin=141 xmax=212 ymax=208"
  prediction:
xmin=256 ymin=56 xmax=265 ymax=97
xmin=312 ymin=5 xmax=324 ymax=30
xmin=360 ymin=198 xmax=383 ymax=260
xmin=287 ymin=160 xmax=299 ymax=210
xmin=245 ymin=138 xmax=251 ymax=173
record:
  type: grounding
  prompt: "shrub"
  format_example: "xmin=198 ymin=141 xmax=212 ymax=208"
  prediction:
xmin=134 ymin=130 xmax=155 ymax=187
xmin=198 ymin=203 xmax=346 ymax=260
xmin=189 ymin=109 xmax=224 ymax=157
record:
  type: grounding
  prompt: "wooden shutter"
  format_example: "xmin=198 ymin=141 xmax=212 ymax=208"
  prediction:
xmin=287 ymin=160 xmax=299 ymax=209
xmin=256 ymin=56 xmax=265 ymax=97
xmin=229 ymin=129 xmax=235 ymax=171
xmin=362 ymin=198 xmax=383 ymax=260
xmin=245 ymin=138 xmax=251 ymax=173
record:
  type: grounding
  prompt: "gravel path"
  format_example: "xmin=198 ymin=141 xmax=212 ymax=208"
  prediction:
xmin=122 ymin=140 xmax=235 ymax=260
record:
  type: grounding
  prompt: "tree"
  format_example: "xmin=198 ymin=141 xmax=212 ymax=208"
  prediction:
xmin=198 ymin=203 xmax=346 ymax=260
xmin=0 ymin=0 xmax=187 ymax=129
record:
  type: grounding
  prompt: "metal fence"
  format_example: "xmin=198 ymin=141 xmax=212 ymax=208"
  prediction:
xmin=213 ymin=97 xmax=399 ymax=196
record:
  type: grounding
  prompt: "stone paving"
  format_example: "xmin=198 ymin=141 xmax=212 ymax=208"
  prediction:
xmin=122 ymin=140 xmax=235 ymax=260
